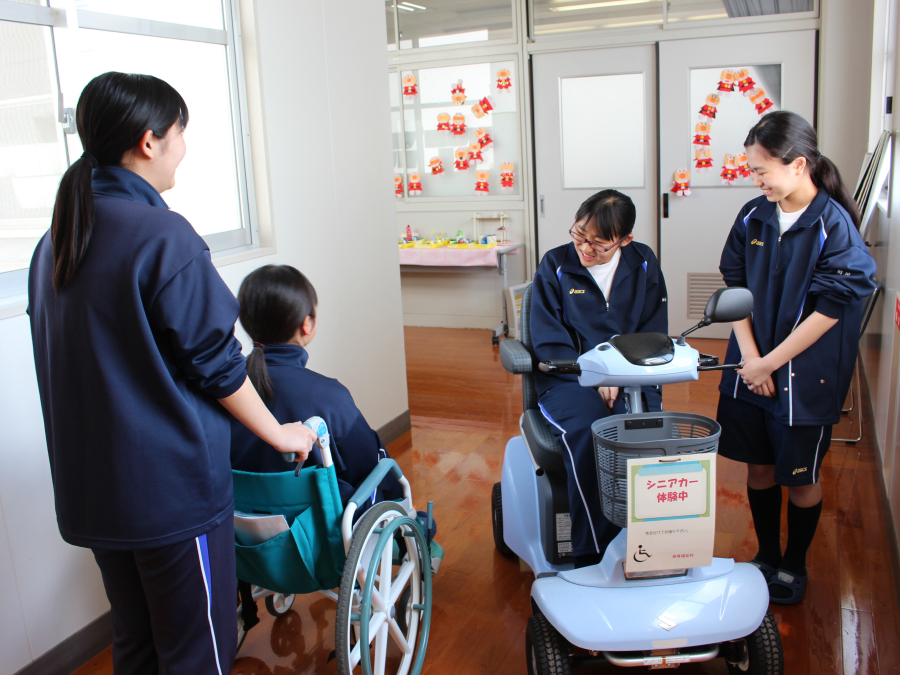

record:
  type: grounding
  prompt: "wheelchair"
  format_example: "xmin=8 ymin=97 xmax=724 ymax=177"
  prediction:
xmin=233 ymin=422 xmax=441 ymax=675
xmin=494 ymin=285 xmax=783 ymax=674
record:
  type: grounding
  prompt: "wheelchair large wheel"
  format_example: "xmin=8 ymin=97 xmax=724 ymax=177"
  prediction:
xmin=335 ymin=501 xmax=432 ymax=675
xmin=492 ymin=482 xmax=515 ymax=557
xmin=725 ymin=610 xmax=783 ymax=675
xmin=526 ymin=612 xmax=571 ymax=675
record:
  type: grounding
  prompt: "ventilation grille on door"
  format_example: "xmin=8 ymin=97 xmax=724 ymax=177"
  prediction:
xmin=687 ymin=273 xmax=727 ymax=319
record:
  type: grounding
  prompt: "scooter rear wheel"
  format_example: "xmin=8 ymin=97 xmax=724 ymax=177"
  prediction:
xmin=492 ymin=483 xmax=515 ymax=557
xmin=526 ymin=613 xmax=571 ymax=675
xmin=726 ymin=609 xmax=783 ymax=675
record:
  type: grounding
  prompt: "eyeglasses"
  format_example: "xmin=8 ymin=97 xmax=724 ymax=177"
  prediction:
xmin=569 ymin=227 xmax=627 ymax=253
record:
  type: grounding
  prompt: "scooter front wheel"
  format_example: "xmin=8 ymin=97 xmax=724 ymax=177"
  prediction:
xmin=725 ymin=610 xmax=783 ymax=675
xmin=526 ymin=613 xmax=571 ymax=675
xmin=492 ymin=482 xmax=515 ymax=557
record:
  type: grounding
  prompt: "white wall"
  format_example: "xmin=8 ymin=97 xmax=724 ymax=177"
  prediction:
xmin=0 ymin=0 xmax=407 ymax=671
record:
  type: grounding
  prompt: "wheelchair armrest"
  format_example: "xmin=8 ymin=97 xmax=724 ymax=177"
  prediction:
xmin=500 ymin=339 xmax=533 ymax=375
xmin=348 ymin=459 xmax=403 ymax=509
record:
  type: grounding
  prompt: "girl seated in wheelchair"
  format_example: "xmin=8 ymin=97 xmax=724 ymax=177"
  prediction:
xmin=531 ymin=189 xmax=668 ymax=568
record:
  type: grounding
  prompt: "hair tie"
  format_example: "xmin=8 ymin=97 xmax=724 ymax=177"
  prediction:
xmin=81 ymin=152 xmax=98 ymax=168
xmin=252 ymin=341 xmax=265 ymax=350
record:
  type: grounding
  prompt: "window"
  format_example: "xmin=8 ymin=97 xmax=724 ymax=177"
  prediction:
xmin=0 ymin=0 xmax=256 ymax=293
xmin=386 ymin=0 xmax=514 ymax=51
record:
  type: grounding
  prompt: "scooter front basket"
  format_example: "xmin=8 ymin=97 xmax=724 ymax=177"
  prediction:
xmin=592 ymin=412 xmax=720 ymax=528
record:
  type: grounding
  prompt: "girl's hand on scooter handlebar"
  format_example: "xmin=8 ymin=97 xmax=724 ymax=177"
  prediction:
xmin=276 ymin=421 xmax=317 ymax=462
xmin=739 ymin=356 xmax=776 ymax=398
xmin=598 ymin=386 xmax=619 ymax=409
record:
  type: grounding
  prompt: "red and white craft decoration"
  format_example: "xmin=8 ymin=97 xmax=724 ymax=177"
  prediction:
xmin=496 ymin=68 xmax=512 ymax=92
xmin=500 ymin=162 xmax=515 ymax=191
xmin=451 ymin=79 xmax=466 ymax=105
xmin=436 ymin=112 xmax=451 ymax=135
xmin=735 ymin=69 xmax=756 ymax=95
xmin=749 ymin=88 xmax=774 ymax=115
xmin=475 ymin=170 xmax=490 ymax=196
xmin=698 ymin=93 xmax=720 ymax=120
xmin=735 ymin=152 xmax=751 ymax=180
xmin=453 ymin=148 xmax=469 ymax=171
xmin=716 ymin=70 xmax=735 ymax=96
xmin=694 ymin=148 xmax=714 ymax=173
xmin=402 ymin=73 xmax=418 ymax=102
xmin=451 ymin=113 xmax=467 ymax=136
xmin=471 ymin=96 xmax=495 ymax=119
xmin=394 ymin=174 xmax=403 ymax=198
xmin=475 ymin=127 xmax=493 ymax=150
xmin=408 ymin=172 xmax=422 ymax=195
xmin=429 ymin=156 xmax=445 ymax=176
xmin=671 ymin=168 xmax=691 ymax=197
xmin=693 ymin=121 xmax=712 ymax=147
xmin=467 ymin=142 xmax=484 ymax=166
xmin=720 ymin=155 xmax=739 ymax=185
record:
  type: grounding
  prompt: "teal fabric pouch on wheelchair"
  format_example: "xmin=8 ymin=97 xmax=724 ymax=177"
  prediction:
xmin=233 ymin=466 xmax=346 ymax=595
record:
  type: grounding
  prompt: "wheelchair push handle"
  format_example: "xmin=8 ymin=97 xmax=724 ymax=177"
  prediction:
xmin=538 ymin=359 xmax=581 ymax=375
xmin=697 ymin=353 xmax=743 ymax=372
xmin=283 ymin=416 xmax=332 ymax=476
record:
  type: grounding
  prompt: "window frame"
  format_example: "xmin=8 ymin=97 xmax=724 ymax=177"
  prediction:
xmin=386 ymin=0 xmax=520 ymax=55
xmin=0 ymin=0 xmax=260 ymax=302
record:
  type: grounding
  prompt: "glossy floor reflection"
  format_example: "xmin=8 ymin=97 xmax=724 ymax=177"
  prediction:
xmin=74 ymin=327 xmax=900 ymax=675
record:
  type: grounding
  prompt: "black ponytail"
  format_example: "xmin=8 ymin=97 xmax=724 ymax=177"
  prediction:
xmin=50 ymin=72 xmax=189 ymax=290
xmin=744 ymin=110 xmax=860 ymax=229
xmin=238 ymin=265 xmax=318 ymax=401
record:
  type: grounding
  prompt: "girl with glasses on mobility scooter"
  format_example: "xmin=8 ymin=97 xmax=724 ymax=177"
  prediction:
xmin=530 ymin=189 xmax=668 ymax=568
xmin=28 ymin=73 xmax=316 ymax=675
xmin=717 ymin=110 xmax=876 ymax=604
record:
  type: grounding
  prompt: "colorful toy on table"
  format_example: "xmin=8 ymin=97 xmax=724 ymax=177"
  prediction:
xmin=436 ymin=112 xmax=451 ymax=135
xmin=429 ymin=156 xmax=445 ymax=176
xmin=451 ymin=113 xmax=467 ymax=136
xmin=467 ymin=142 xmax=484 ymax=167
xmin=671 ymin=168 xmax=691 ymax=197
xmin=735 ymin=69 xmax=756 ymax=95
xmin=471 ymin=96 xmax=495 ymax=119
xmin=402 ymin=73 xmax=418 ymax=102
xmin=749 ymin=88 xmax=774 ymax=115
xmin=475 ymin=127 xmax=493 ymax=150
xmin=735 ymin=152 xmax=751 ymax=180
xmin=694 ymin=148 xmax=714 ymax=173
xmin=408 ymin=172 xmax=422 ymax=195
xmin=698 ymin=93 xmax=720 ymax=120
xmin=496 ymin=68 xmax=512 ymax=92
xmin=720 ymin=155 xmax=739 ymax=185
xmin=394 ymin=174 xmax=403 ymax=198
xmin=716 ymin=69 xmax=735 ymax=96
xmin=454 ymin=147 xmax=470 ymax=171
xmin=500 ymin=162 xmax=515 ymax=191
xmin=475 ymin=170 xmax=490 ymax=196
xmin=692 ymin=120 xmax=712 ymax=147
xmin=451 ymin=79 xmax=466 ymax=105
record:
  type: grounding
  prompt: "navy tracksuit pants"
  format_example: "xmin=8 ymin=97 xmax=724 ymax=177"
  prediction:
xmin=539 ymin=382 xmax=624 ymax=559
xmin=92 ymin=518 xmax=236 ymax=675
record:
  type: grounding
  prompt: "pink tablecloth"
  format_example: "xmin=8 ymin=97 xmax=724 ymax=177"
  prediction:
xmin=399 ymin=242 xmax=520 ymax=267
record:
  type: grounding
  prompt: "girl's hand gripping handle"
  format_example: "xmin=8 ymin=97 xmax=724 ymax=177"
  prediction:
xmin=283 ymin=416 xmax=332 ymax=476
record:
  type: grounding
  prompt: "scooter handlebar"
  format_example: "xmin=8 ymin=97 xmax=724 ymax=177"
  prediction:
xmin=538 ymin=359 xmax=581 ymax=375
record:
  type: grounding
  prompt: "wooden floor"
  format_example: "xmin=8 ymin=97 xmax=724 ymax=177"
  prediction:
xmin=73 ymin=327 xmax=900 ymax=675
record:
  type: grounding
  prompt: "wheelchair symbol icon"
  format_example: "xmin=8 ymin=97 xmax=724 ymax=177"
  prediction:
xmin=633 ymin=545 xmax=652 ymax=563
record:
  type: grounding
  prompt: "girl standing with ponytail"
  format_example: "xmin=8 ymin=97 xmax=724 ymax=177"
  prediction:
xmin=28 ymin=72 xmax=315 ymax=674
xmin=717 ymin=111 xmax=876 ymax=604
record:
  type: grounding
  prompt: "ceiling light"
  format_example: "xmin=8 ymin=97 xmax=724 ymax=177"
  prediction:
xmin=550 ymin=0 xmax=655 ymax=11
xmin=400 ymin=2 xmax=427 ymax=9
xmin=535 ymin=24 xmax=599 ymax=34
xmin=397 ymin=4 xmax=414 ymax=10
xmin=602 ymin=17 xmax=663 ymax=27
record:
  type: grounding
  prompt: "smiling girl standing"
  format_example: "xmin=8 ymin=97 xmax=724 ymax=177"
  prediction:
xmin=717 ymin=111 xmax=876 ymax=604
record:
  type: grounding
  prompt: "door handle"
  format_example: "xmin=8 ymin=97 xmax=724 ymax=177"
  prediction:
xmin=539 ymin=195 xmax=545 ymax=217
xmin=662 ymin=193 xmax=669 ymax=218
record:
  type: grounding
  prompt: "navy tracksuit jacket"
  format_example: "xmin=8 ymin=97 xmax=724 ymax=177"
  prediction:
xmin=719 ymin=191 xmax=877 ymax=426
xmin=530 ymin=241 xmax=668 ymax=557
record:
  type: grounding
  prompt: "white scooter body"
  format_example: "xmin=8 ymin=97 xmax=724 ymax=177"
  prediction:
xmin=500 ymin=334 xmax=769 ymax=657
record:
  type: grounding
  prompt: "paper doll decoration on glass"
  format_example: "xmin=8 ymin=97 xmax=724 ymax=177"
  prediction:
xmin=471 ymin=96 xmax=495 ymax=119
xmin=735 ymin=152 xmax=751 ymax=180
xmin=467 ymin=142 xmax=483 ymax=166
xmin=436 ymin=112 xmax=451 ymax=135
xmin=500 ymin=162 xmax=515 ymax=192
xmin=453 ymin=148 xmax=469 ymax=171
xmin=671 ymin=169 xmax=691 ymax=197
xmin=693 ymin=121 xmax=712 ymax=147
xmin=735 ymin=69 xmax=756 ymax=95
xmin=496 ymin=68 xmax=512 ymax=92
xmin=429 ymin=156 xmax=445 ymax=176
xmin=749 ymin=88 xmax=774 ymax=114
xmin=408 ymin=171 xmax=422 ymax=195
xmin=451 ymin=113 xmax=466 ymax=136
xmin=394 ymin=174 xmax=403 ymax=198
xmin=402 ymin=73 xmax=418 ymax=102
xmin=720 ymin=155 xmax=739 ymax=185
xmin=475 ymin=127 xmax=493 ymax=150
xmin=451 ymin=79 xmax=466 ymax=105
xmin=475 ymin=170 xmax=489 ymax=196
xmin=698 ymin=93 xmax=720 ymax=120
xmin=716 ymin=70 xmax=735 ymax=96
xmin=694 ymin=148 xmax=713 ymax=173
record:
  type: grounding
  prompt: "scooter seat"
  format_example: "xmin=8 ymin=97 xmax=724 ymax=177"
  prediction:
xmin=522 ymin=409 xmax=565 ymax=474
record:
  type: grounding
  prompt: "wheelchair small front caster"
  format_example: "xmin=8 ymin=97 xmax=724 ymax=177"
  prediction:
xmin=265 ymin=593 xmax=295 ymax=616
